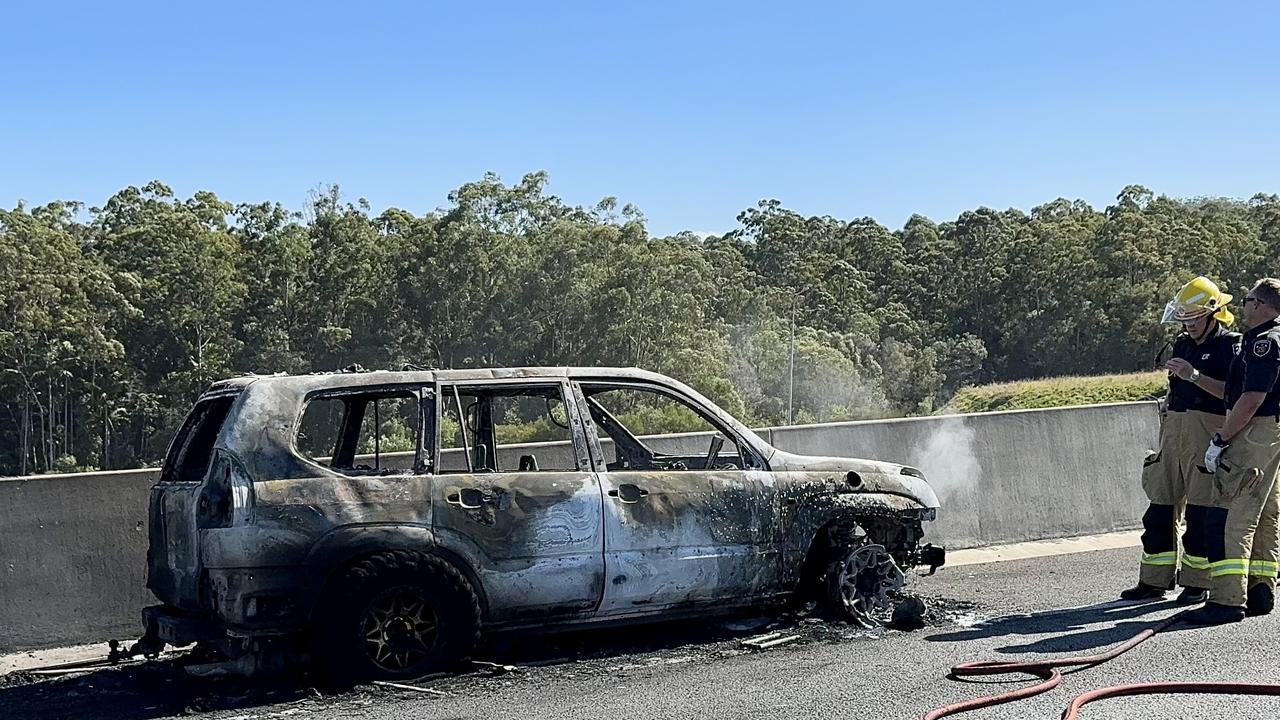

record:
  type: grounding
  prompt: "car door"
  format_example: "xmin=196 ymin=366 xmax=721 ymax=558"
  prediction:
xmin=572 ymin=381 xmax=781 ymax=615
xmin=430 ymin=380 xmax=606 ymax=623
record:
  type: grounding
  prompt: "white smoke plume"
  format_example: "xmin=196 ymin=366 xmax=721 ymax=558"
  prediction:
xmin=912 ymin=417 xmax=981 ymax=502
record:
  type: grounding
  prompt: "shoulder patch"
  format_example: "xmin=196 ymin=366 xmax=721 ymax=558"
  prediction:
xmin=1254 ymin=338 xmax=1272 ymax=357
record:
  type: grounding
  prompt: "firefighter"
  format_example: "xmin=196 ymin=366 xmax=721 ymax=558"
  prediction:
xmin=1121 ymin=276 xmax=1239 ymax=603
xmin=1185 ymin=278 xmax=1280 ymax=625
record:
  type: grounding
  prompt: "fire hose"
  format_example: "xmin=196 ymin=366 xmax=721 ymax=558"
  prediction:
xmin=921 ymin=609 xmax=1280 ymax=719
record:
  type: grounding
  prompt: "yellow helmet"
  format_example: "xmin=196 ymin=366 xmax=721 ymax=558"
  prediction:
xmin=1161 ymin=276 xmax=1234 ymax=326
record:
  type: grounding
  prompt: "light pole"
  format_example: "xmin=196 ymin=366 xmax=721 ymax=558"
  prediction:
xmin=787 ymin=299 xmax=796 ymax=426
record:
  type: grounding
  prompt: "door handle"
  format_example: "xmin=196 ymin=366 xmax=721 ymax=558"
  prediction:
xmin=608 ymin=483 xmax=649 ymax=503
xmin=446 ymin=487 xmax=491 ymax=510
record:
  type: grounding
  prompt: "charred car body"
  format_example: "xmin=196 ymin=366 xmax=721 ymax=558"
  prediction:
xmin=140 ymin=367 xmax=944 ymax=679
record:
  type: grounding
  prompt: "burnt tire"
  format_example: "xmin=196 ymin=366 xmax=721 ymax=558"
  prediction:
xmin=311 ymin=550 xmax=481 ymax=683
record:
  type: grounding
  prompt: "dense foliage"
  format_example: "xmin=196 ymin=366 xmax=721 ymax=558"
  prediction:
xmin=3 ymin=175 xmax=1278 ymax=475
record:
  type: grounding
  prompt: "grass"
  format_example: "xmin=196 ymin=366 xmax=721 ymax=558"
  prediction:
xmin=944 ymin=371 xmax=1167 ymax=414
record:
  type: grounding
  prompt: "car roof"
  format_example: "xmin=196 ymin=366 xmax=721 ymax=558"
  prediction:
xmin=204 ymin=365 xmax=777 ymax=472
xmin=207 ymin=366 xmax=679 ymax=393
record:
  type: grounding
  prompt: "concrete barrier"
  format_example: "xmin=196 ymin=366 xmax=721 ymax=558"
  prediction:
xmin=0 ymin=468 xmax=159 ymax=653
xmin=764 ymin=402 xmax=1161 ymax=549
xmin=0 ymin=401 xmax=1160 ymax=653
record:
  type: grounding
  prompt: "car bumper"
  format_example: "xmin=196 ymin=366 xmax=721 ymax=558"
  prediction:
xmin=142 ymin=605 xmax=221 ymax=648
xmin=203 ymin=567 xmax=313 ymax=632
xmin=144 ymin=566 xmax=315 ymax=647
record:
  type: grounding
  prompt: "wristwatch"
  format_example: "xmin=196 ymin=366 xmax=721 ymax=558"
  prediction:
xmin=1190 ymin=368 xmax=1201 ymax=383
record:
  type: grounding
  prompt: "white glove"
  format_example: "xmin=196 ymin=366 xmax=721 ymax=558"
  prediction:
xmin=1205 ymin=434 xmax=1229 ymax=473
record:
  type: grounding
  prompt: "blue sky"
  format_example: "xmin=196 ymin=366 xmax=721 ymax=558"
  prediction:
xmin=3 ymin=1 xmax=1277 ymax=236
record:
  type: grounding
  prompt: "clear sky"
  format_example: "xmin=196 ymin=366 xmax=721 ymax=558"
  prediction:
xmin=3 ymin=1 xmax=1277 ymax=236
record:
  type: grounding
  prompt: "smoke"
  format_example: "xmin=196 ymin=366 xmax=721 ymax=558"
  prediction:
xmin=912 ymin=416 xmax=981 ymax=502
xmin=726 ymin=323 xmax=891 ymax=424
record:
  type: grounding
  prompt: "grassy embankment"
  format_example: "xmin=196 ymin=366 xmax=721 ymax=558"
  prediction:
xmin=945 ymin=371 xmax=1166 ymax=413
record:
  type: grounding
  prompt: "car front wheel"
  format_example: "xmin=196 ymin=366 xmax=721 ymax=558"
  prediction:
xmin=825 ymin=542 xmax=906 ymax=626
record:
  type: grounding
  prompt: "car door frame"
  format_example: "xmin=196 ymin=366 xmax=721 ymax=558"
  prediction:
xmin=430 ymin=378 xmax=607 ymax=625
xmin=291 ymin=383 xmax=432 ymax=476
xmin=569 ymin=379 xmax=782 ymax=616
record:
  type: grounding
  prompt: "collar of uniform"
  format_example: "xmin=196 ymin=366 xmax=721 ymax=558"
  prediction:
xmin=1244 ymin=317 xmax=1280 ymax=340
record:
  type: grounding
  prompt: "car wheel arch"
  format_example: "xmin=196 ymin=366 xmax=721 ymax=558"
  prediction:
xmin=304 ymin=526 xmax=491 ymax=624
xmin=793 ymin=516 xmax=874 ymax=599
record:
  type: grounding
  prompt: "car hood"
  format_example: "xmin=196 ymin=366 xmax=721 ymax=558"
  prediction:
xmin=768 ymin=449 xmax=941 ymax=511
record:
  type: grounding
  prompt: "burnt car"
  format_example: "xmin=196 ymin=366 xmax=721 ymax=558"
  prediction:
xmin=139 ymin=367 xmax=944 ymax=680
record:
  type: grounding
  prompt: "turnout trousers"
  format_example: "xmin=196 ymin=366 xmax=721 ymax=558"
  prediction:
xmin=1203 ymin=416 xmax=1280 ymax=608
xmin=1139 ymin=410 xmax=1220 ymax=589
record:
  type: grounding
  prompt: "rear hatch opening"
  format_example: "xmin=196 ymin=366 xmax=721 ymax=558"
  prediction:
xmin=146 ymin=393 xmax=239 ymax=609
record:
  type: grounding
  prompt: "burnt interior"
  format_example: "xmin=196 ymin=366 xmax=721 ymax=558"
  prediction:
xmin=579 ymin=383 xmax=766 ymax=472
xmin=159 ymin=396 xmax=236 ymax=484
xmin=438 ymin=384 xmax=575 ymax=473
xmin=296 ymin=389 xmax=423 ymax=476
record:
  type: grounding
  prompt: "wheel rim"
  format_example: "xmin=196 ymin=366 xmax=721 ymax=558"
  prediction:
xmin=361 ymin=587 xmax=439 ymax=672
xmin=835 ymin=543 xmax=905 ymax=625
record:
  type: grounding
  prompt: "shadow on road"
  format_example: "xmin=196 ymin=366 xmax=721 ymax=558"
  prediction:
xmin=925 ymin=599 xmax=1185 ymax=654
xmin=0 ymin=611 xmax=835 ymax=719
xmin=0 ymin=591 xmax=973 ymax=719
xmin=995 ymin=615 xmax=1202 ymax=657
xmin=0 ymin=662 xmax=316 ymax=720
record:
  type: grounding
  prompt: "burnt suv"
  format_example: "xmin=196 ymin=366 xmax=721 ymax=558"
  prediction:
xmin=141 ymin=367 xmax=944 ymax=680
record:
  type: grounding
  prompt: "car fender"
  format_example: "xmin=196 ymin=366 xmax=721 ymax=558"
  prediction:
xmin=301 ymin=523 xmax=491 ymax=621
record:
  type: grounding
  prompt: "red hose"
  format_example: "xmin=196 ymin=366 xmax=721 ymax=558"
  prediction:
xmin=1063 ymin=681 xmax=1280 ymax=718
xmin=921 ymin=610 xmax=1280 ymax=720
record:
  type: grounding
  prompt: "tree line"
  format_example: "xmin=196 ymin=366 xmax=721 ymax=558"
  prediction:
xmin=3 ymin=174 xmax=1279 ymax=475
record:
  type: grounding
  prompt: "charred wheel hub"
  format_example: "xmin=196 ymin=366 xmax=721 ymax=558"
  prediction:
xmin=362 ymin=588 xmax=438 ymax=671
xmin=832 ymin=543 xmax=906 ymax=625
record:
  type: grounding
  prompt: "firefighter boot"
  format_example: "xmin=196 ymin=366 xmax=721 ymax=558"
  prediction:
xmin=1120 ymin=583 xmax=1168 ymax=601
xmin=1247 ymin=584 xmax=1274 ymax=617
xmin=1176 ymin=587 xmax=1209 ymax=604
xmin=1182 ymin=601 xmax=1246 ymax=625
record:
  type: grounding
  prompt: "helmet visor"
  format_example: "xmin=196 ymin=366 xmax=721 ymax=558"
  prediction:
xmin=1162 ymin=300 xmax=1212 ymax=325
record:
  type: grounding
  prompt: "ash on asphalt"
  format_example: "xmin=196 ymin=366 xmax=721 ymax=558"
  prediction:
xmin=0 ymin=670 xmax=39 ymax=690
xmin=440 ymin=592 xmax=977 ymax=697
xmin=0 ymin=592 xmax=982 ymax=720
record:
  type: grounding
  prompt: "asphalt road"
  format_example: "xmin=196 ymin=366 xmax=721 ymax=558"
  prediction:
xmin=3 ymin=546 xmax=1279 ymax=720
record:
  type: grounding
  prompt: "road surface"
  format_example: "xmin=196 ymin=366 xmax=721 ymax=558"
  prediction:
xmin=2 ymin=545 xmax=1277 ymax=720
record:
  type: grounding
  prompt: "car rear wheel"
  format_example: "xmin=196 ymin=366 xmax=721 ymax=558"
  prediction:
xmin=312 ymin=551 xmax=480 ymax=683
